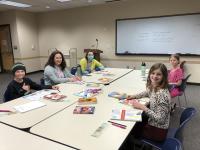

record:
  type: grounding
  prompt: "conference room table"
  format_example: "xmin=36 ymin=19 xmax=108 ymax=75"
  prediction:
xmin=0 ymin=83 xmax=86 ymax=129
xmin=0 ymin=68 xmax=148 ymax=150
xmin=0 ymin=68 xmax=133 ymax=130
xmin=30 ymin=69 xmax=148 ymax=150
xmin=82 ymin=67 xmax=133 ymax=85
xmin=108 ymin=69 xmax=148 ymax=90
xmin=0 ymin=123 xmax=74 ymax=150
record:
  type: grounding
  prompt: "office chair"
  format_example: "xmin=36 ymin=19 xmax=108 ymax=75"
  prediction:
xmin=71 ymin=66 xmax=77 ymax=75
xmin=140 ymin=107 xmax=196 ymax=150
xmin=177 ymin=74 xmax=191 ymax=107
xmin=168 ymin=107 xmax=196 ymax=143
xmin=162 ymin=138 xmax=182 ymax=150
xmin=40 ymin=77 xmax=45 ymax=86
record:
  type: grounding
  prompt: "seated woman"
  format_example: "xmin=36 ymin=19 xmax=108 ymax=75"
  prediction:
xmin=127 ymin=63 xmax=171 ymax=142
xmin=44 ymin=50 xmax=80 ymax=85
xmin=168 ymin=54 xmax=184 ymax=98
xmin=80 ymin=51 xmax=104 ymax=74
xmin=4 ymin=63 xmax=58 ymax=102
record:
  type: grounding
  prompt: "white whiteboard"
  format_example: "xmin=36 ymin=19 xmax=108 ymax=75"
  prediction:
xmin=116 ymin=14 xmax=200 ymax=55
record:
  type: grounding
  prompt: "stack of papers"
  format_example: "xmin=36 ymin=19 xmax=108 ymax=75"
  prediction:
xmin=14 ymin=101 xmax=46 ymax=113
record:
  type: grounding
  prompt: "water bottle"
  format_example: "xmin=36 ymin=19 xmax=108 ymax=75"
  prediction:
xmin=141 ymin=62 xmax=146 ymax=76
xmin=76 ymin=65 xmax=82 ymax=79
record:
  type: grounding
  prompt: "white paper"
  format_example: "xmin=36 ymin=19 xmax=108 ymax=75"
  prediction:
xmin=23 ymin=89 xmax=59 ymax=101
xmin=14 ymin=101 xmax=46 ymax=113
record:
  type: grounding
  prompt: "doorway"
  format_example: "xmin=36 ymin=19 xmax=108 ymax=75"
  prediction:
xmin=0 ymin=25 xmax=14 ymax=73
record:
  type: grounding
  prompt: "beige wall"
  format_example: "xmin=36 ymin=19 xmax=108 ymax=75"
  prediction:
xmin=1 ymin=0 xmax=200 ymax=82
xmin=0 ymin=10 xmax=41 ymax=72
xmin=15 ymin=11 xmax=41 ymax=72
xmin=37 ymin=0 xmax=200 ymax=83
xmin=0 ymin=10 xmax=21 ymax=59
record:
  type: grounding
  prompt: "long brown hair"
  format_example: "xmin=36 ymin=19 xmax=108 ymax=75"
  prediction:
xmin=45 ymin=50 xmax=66 ymax=71
xmin=146 ymin=63 xmax=168 ymax=92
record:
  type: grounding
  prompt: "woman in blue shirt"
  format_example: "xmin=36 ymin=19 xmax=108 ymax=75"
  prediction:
xmin=44 ymin=50 xmax=80 ymax=85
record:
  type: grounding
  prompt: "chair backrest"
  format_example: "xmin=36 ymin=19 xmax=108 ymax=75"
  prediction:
xmin=179 ymin=74 xmax=191 ymax=91
xmin=71 ymin=66 xmax=77 ymax=75
xmin=40 ymin=77 xmax=45 ymax=86
xmin=175 ymin=107 xmax=196 ymax=141
xmin=162 ymin=138 xmax=182 ymax=150
xmin=3 ymin=89 xmax=9 ymax=103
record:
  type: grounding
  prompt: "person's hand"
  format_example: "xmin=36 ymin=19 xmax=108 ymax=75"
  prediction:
xmin=52 ymin=85 xmax=59 ymax=90
xmin=22 ymin=83 xmax=30 ymax=92
xmin=127 ymin=95 xmax=134 ymax=100
xmin=74 ymin=76 xmax=82 ymax=81
xmin=99 ymin=66 xmax=104 ymax=70
xmin=69 ymin=77 xmax=77 ymax=82
xmin=132 ymin=100 xmax=147 ymax=111
xmin=83 ymin=71 xmax=89 ymax=75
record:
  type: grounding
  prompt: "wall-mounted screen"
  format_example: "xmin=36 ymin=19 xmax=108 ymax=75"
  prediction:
xmin=116 ymin=13 xmax=200 ymax=55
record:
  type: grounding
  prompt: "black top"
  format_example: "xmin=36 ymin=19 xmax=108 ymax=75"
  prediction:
xmin=4 ymin=77 xmax=52 ymax=102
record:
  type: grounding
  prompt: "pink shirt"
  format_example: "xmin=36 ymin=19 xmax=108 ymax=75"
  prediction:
xmin=168 ymin=68 xmax=184 ymax=83
xmin=168 ymin=68 xmax=184 ymax=98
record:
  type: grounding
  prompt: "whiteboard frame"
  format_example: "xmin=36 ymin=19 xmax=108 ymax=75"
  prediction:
xmin=115 ymin=13 xmax=200 ymax=56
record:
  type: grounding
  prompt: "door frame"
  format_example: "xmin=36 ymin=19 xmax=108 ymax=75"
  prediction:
xmin=0 ymin=24 xmax=14 ymax=73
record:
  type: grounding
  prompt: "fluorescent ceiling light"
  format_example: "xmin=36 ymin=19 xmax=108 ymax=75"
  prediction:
xmin=0 ymin=0 xmax=31 ymax=8
xmin=57 ymin=0 xmax=71 ymax=2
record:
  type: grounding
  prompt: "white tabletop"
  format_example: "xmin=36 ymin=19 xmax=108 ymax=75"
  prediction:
xmin=0 ymin=83 xmax=85 ymax=129
xmin=30 ymin=96 xmax=138 ymax=150
xmin=82 ymin=68 xmax=133 ymax=84
xmin=0 ymin=68 xmax=147 ymax=150
xmin=0 ymin=123 xmax=74 ymax=150
xmin=107 ymin=70 xmax=148 ymax=91
xmin=30 ymin=71 xmax=148 ymax=150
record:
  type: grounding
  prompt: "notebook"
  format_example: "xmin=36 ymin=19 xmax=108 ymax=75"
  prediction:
xmin=13 ymin=101 xmax=46 ymax=113
xmin=111 ymin=109 xmax=142 ymax=121
xmin=119 ymin=99 xmax=136 ymax=105
xmin=108 ymin=92 xmax=127 ymax=100
xmin=43 ymin=93 xmax=67 ymax=101
xmin=98 ymin=77 xmax=112 ymax=83
xmin=78 ymin=97 xmax=97 ymax=105
xmin=73 ymin=106 xmax=95 ymax=114
xmin=74 ymin=88 xmax=102 ymax=98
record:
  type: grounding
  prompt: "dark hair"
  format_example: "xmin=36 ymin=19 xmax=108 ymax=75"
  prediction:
xmin=146 ymin=63 xmax=168 ymax=92
xmin=85 ymin=51 xmax=94 ymax=61
xmin=45 ymin=50 xmax=66 ymax=70
xmin=170 ymin=53 xmax=180 ymax=64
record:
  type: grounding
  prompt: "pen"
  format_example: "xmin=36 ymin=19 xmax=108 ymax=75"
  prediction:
xmin=0 ymin=109 xmax=12 ymax=112
xmin=110 ymin=123 xmax=126 ymax=129
xmin=108 ymin=121 xmax=127 ymax=128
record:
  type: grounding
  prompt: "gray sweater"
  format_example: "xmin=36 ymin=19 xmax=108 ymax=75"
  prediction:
xmin=133 ymin=88 xmax=171 ymax=129
xmin=44 ymin=65 xmax=73 ymax=85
